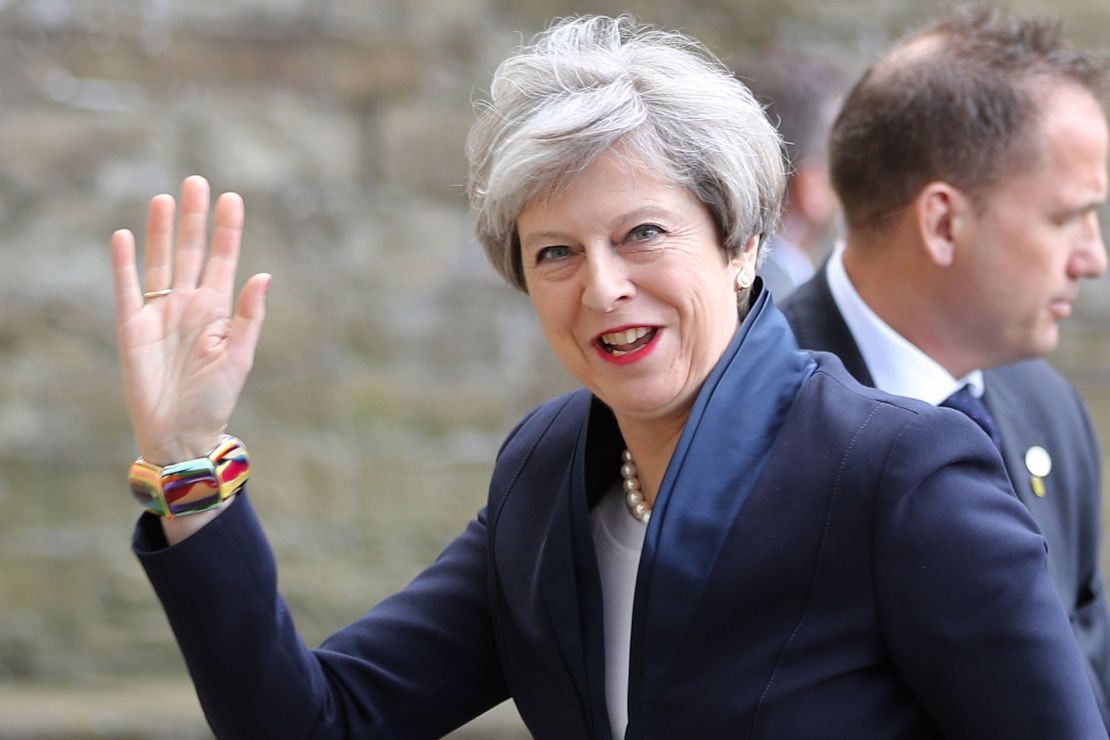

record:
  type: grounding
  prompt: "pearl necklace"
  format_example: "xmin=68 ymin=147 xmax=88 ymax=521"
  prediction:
xmin=620 ymin=449 xmax=651 ymax=524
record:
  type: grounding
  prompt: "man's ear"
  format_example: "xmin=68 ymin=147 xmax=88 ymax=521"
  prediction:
xmin=914 ymin=182 xmax=973 ymax=268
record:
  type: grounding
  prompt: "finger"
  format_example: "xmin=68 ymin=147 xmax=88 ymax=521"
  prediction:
xmin=227 ymin=272 xmax=271 ymax=369
xmin=200 ymin=191 xmax=245 ymax=301
xmin=173 ymin=175 xmax=212 ymax=289
xmin=111 ymin=229 xmax=144 ymax=323
xmin=143 ymin=194 xmax=176 ymax=293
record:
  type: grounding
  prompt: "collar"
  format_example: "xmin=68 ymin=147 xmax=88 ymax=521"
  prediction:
xmin=825 ymin=243 xmax=984 ymax=403
xmin=627 ymin=285 xmax=816 ymax=718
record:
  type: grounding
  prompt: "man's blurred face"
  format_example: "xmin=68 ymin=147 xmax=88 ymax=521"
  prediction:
xmin=950 ymin=83 xmax=1108 ymax=367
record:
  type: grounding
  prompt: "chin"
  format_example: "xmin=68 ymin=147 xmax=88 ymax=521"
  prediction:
xmin=1034 ymin=325 xmax=1062 ymax=356
xmin=1016 ymin=333 xmax=1059 ymax=362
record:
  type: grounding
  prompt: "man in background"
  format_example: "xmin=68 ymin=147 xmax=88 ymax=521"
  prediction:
xmin=735 ymin=50 xmax=843 ymax=299
xmin=781 ymin=5 xmax=1110 ymax=721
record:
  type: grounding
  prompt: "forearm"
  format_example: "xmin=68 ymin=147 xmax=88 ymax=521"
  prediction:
xmin=159 ymin=495 xmax=233 ymax=546
xmin=136 ymin=493 xmax=331 ymax=738
xmin=135 ymin=494 xmax=507 ymax=738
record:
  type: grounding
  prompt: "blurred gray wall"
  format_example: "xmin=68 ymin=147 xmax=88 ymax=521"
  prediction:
xmin=0 ymin=0 xmax=1108 ymax=736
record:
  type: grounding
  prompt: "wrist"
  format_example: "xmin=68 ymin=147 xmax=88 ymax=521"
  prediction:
xmin=137 ymin=434 xmax=224 ymax=468
xmin=160 ymin=494 xmax=236 ymax=546
xmin=129 ymin=435 xmax=250 ymax=519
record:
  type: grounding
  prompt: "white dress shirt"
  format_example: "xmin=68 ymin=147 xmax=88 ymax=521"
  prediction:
xmin=590 ymin=483 xmax=647 ymax=740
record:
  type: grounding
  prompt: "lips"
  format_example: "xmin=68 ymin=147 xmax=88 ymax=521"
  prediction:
xmin=1049 ymin=288 xmax=1079 ymax=319
xmin=595 ymin=325 xmax=660 ymax=363
xmin=1049 ymin=299 xmax=1073 ymax=319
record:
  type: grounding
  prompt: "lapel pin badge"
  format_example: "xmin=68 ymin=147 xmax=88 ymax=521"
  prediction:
xmin=1024 ymin=445 xmax=1052 ymax=498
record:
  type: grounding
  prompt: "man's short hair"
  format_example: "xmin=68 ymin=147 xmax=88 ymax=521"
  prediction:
xmin=829 ymin=4 xmax=1109 ymax=230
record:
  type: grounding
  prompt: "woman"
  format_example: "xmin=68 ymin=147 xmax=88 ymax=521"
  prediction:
xmin=113 ymin=15 xmax=1104 ymax=739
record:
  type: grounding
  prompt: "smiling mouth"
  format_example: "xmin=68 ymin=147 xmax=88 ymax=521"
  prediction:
xmin=599 ymin=326 xmax=658 ymax=357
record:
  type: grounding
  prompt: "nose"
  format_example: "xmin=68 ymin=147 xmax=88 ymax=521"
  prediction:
xmin=1070 ymin=213 xmax=1108 ymax=279
xmin=581 ymin=245 xmax=633 ymax=312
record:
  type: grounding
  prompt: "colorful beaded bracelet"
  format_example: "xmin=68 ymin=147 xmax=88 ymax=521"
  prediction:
xmin=129 ymin=435 xmax=250 ymax=519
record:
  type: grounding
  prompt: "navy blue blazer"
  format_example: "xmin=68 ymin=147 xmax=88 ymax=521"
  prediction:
xmin=781 ymin=266 xmax=1110 ymax=724
xmin=135 ymin=291 xmax=1105 ymax=738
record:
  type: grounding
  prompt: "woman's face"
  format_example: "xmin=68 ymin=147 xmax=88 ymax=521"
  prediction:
xmin=517 ymin=149 xmax=754 ymax=429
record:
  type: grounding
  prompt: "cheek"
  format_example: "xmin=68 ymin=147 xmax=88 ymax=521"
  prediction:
xmin=678 ymin=272 xmax=738 ymax=335
xmin=530 ymin=289 xmax=578 ymax=341
xmin=1006 ymin=233 xmax=1060 ymax=279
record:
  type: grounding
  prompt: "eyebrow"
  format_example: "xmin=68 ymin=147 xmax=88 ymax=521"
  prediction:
xmin=520 ymin=206 xmax=677 ymax=249
xmin=1059 ymin=198 xmax=1107 ymax=219
xmin=518 ymin=230 xmax=572 ymax=251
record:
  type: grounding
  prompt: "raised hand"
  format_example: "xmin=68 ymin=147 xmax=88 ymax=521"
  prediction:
xmin=111 ymin=175 xmax=270 ymax=466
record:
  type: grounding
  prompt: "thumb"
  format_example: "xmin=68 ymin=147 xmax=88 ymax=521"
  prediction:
xmin=228 ymin=272 xmax=271 ymax=368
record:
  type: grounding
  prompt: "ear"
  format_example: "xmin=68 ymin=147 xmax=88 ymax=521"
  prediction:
xmin=914 ymin=182 xmax=973 ymax=268
xmin=732 ymin=236 xmax=759 ymax=265
xmin=731 ymin=233 xmax=761 ymax=270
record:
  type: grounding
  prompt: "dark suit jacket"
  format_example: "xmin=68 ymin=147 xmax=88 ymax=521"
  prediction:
xmin=781 ymin=268 xmax=1110 ymax=723
xmin=135 ymin=292 xmax=1105 ymax=739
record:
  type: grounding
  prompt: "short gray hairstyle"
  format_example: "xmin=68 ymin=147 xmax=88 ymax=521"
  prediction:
xmin=467 ymin=14 xmax=786 ymax=292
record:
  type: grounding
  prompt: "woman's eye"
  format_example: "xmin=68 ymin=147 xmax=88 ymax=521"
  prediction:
xmin=627 ymin=224 xmax=663 ymax=242
xmin=535 ymin=245 xmax=572 ymax=263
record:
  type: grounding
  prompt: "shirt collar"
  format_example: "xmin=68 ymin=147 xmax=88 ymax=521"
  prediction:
xmin=825 ymin=243 xmax=985 ymax=404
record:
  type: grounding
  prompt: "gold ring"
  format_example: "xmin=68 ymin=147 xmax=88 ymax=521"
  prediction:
xmin=143 ymin=289 xmax=173 ymax=299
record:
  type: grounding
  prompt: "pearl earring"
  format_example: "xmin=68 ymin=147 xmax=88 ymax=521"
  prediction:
xmin=735 ymin=270 xmax=753 ymax=292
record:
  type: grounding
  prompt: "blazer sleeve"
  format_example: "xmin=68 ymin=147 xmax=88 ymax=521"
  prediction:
xmin=134 ymin=492 xmax=507 ymax=740
xmin=872 ymin=408 xmax=1107 ymax=739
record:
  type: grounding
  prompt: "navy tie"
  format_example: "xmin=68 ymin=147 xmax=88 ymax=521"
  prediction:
xmin=940 ymin=386 xmax=1002 ymax=452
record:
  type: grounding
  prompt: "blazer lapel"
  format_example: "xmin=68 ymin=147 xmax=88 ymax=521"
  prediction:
xmin=538 ymin=417 xmax=615 ymax=740
xmin=627 ymin=289 xmax=817 ymax=720
xmin=981 ymin=374 xmax=1044 ymax=505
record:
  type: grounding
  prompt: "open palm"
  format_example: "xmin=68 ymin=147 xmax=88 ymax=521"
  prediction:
xmin=111 ymin=176 xmax=270 ymax=465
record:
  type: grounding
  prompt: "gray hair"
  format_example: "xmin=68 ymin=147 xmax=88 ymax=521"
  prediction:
xmin=467 ymin=14 xmax=786 ymax=292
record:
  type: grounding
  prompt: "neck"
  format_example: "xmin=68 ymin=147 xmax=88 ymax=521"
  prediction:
xmin=842 ymin=233 xmax=981 ymax=378
xmin=615 ymin=420 xmax=684 ymax=509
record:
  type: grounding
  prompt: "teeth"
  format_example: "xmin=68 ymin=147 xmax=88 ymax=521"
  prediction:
xmin=602 ymin=326 xmax=651 ymax=346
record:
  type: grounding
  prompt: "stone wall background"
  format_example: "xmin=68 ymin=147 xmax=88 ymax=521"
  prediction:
xmin=0 ymin=0 xmax=1108 ymax=736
